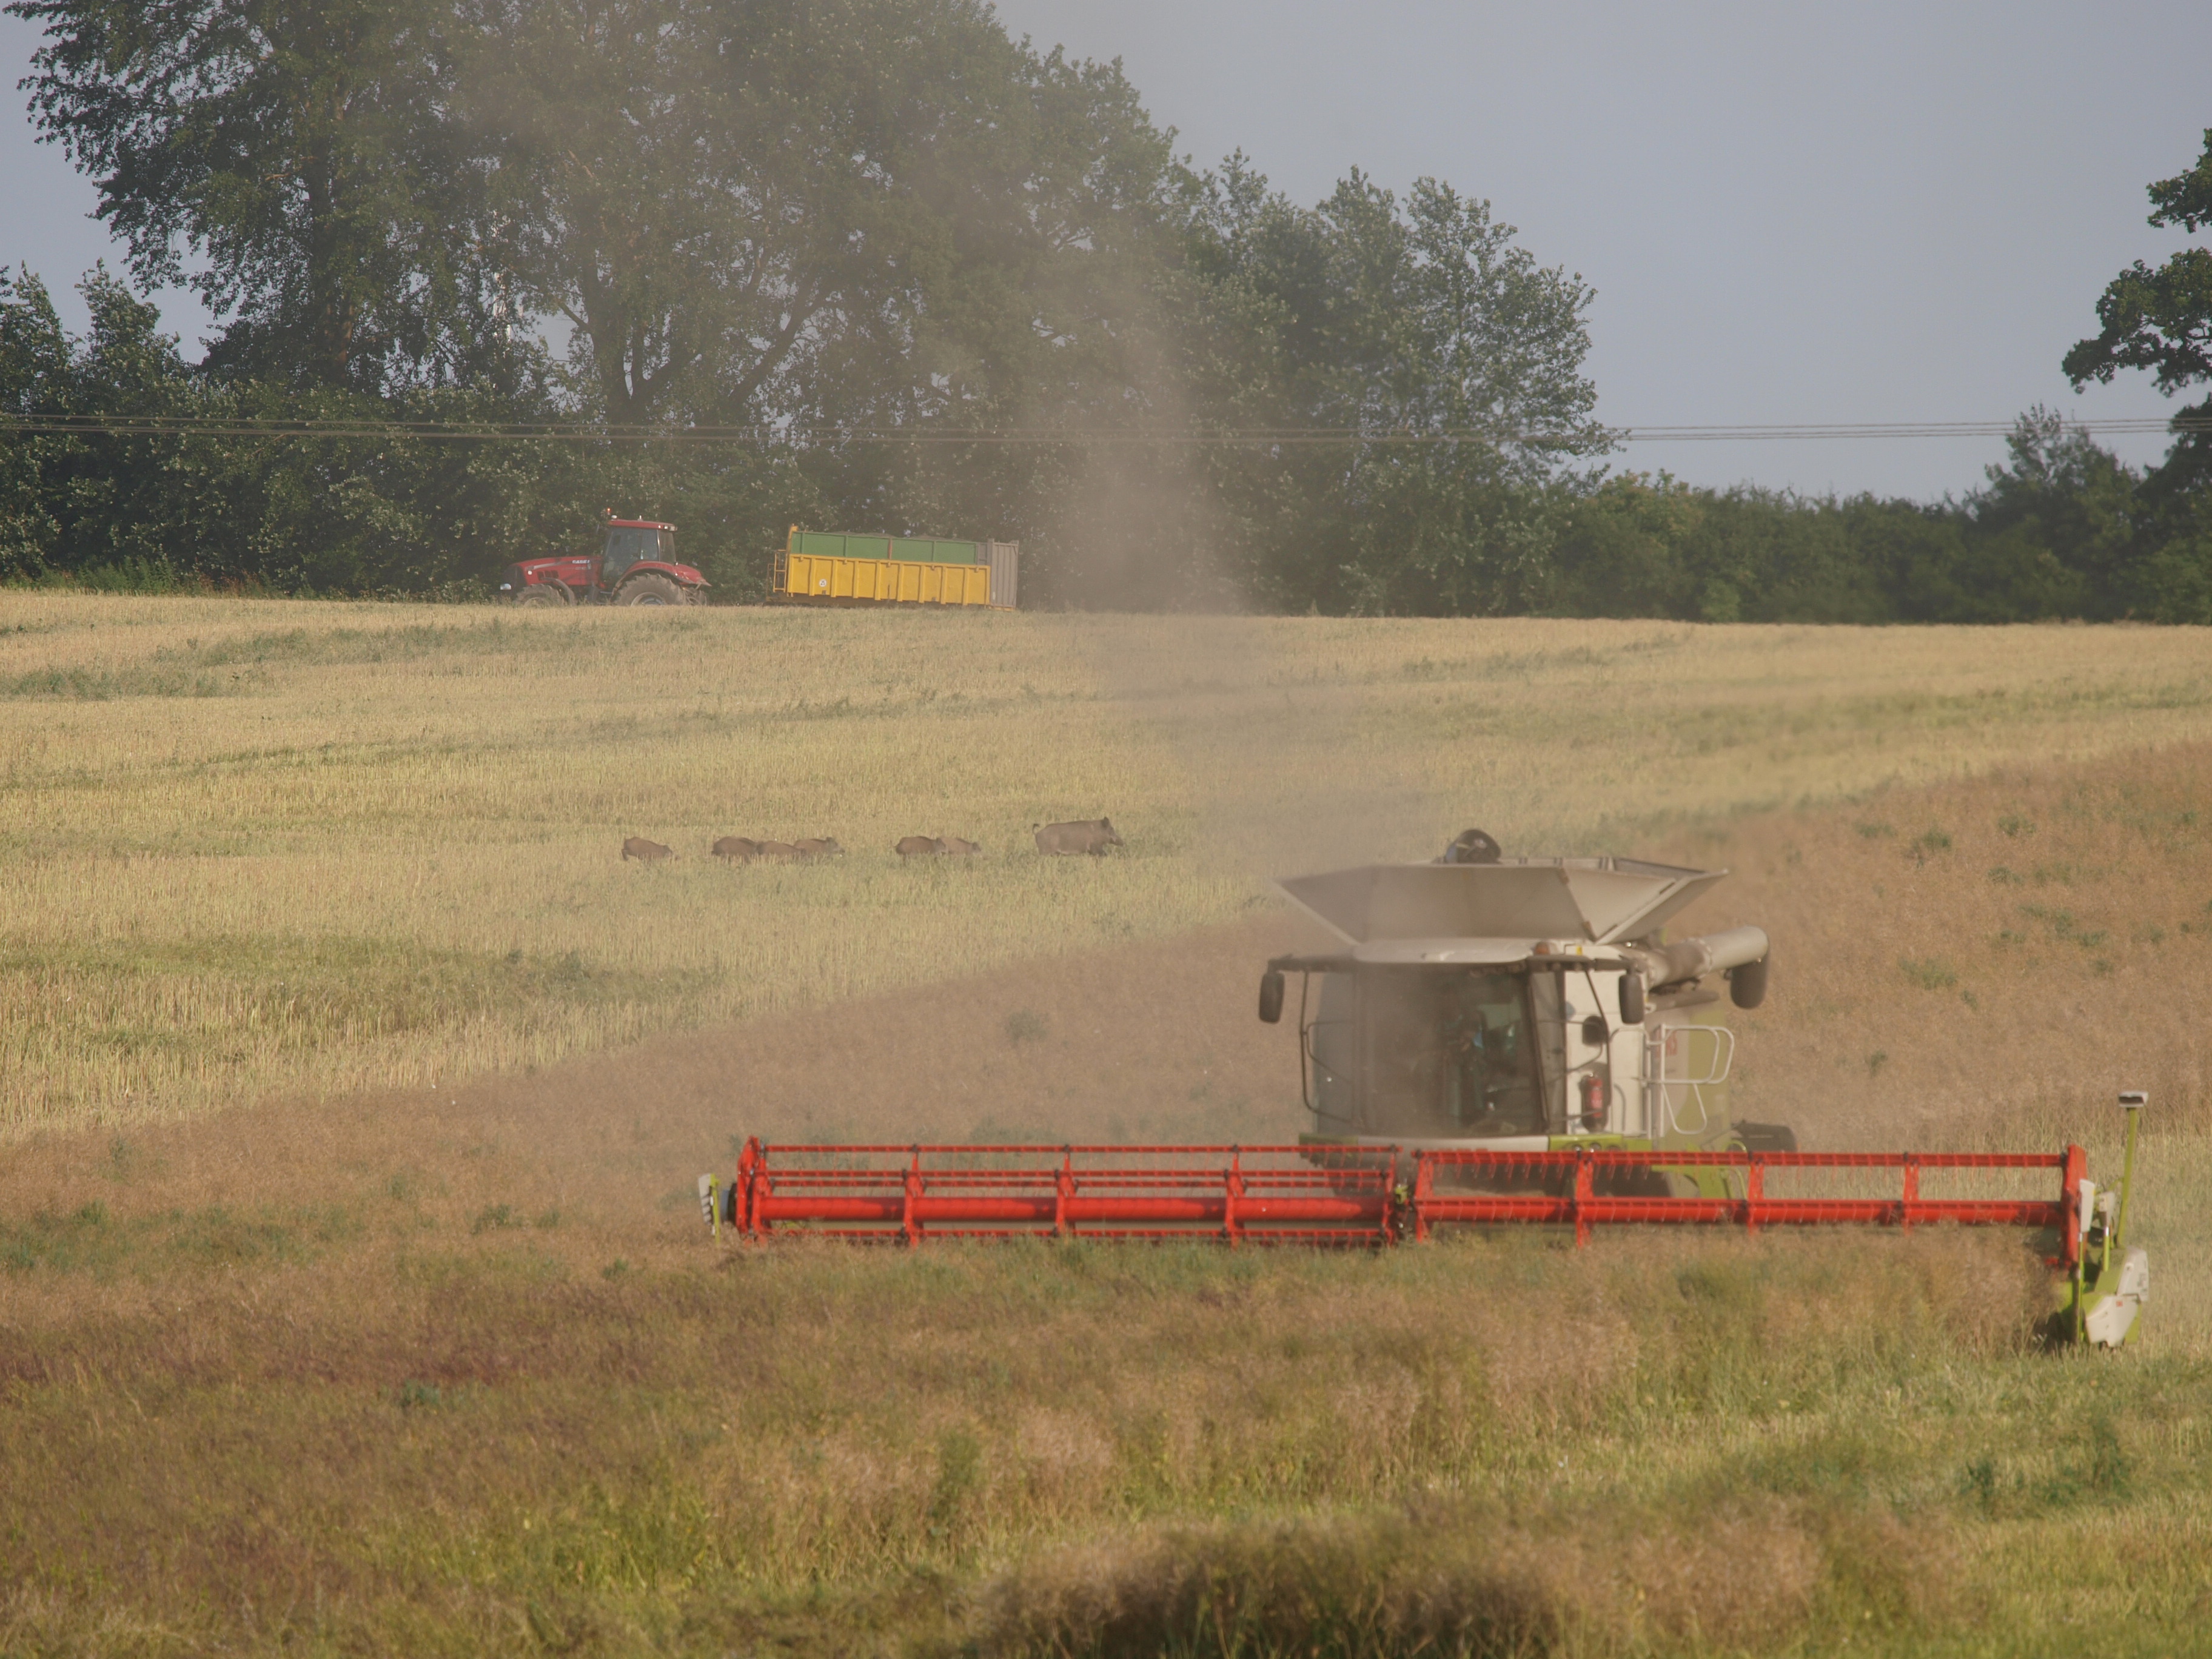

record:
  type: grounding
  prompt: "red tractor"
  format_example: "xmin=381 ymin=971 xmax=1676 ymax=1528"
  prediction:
xmin=498 ymin=512 xmax=708 ymax=606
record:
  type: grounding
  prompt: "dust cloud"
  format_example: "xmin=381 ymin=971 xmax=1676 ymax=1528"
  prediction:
xmin=1064 ymin=609 xmax=1455 ymax=887
xmin=1025 ymin=267 xmax=1476 ymax=894
xmin=1042 ymin=464 xmax=1456 ymax=890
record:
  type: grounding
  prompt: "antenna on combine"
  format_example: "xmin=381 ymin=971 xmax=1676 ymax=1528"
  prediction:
xmin=2115 ymin=1091 xmax=2145 ymax=1254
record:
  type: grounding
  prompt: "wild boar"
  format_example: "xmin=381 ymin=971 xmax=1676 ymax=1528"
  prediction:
xmin=1033 ymin=817 xmax=1122 ymax=856
xmin=622 ymin=837 xmax=674 ymax=862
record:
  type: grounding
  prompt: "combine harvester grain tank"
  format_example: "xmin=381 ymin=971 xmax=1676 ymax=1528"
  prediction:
xmin=703 ymin=842 xmax=2150 ymax=1348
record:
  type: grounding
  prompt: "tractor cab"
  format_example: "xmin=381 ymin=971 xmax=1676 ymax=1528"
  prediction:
xmin=598 ymin=520 xmax=665 ymax=584
xmin=499 ymin=512 xmax=708 ymax=606
xmin=1259 ymin=843 xmax=1783 ymax=1155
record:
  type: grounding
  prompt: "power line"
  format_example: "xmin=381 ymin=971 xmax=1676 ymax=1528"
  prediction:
xmin=0 ymin=413 xmax=2205 ymax=446
xmin=1620 ymin=418 xmax=2207 ymax=442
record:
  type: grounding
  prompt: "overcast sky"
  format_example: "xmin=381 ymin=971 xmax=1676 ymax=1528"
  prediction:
xmin=5 ymin=1 xmax=2208 ymax=499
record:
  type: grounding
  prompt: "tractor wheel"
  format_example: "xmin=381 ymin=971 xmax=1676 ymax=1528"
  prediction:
xmin=515 ymin=578 xmax=571 ymax=607
xmin=616 ymin=572 xmax=686 ymax=606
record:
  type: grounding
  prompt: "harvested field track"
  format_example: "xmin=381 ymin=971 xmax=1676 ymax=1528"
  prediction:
xmin=7 ymin=596 xmax=2212 ymax=1655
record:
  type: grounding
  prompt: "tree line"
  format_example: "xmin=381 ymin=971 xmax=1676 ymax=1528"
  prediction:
xmin=1549 ymin=409 xmax=2210 ymax=625
xmin=2 ymin=0 xmax=2207 ymax=618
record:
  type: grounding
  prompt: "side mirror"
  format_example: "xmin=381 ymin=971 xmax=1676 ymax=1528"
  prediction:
xmin=1619 ymin=974 xmax=1645 ymax=1026
xmin=1258 ymin=969 xmax=1286 ymax=1024
xmin=1729 ymin=955 xmax=1769 ymax=1010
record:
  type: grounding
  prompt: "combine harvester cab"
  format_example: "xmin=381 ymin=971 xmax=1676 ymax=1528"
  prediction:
xmin=702 ymin=841 xmax=2149 ymax=1349
xmin=1264 ymin=854 xmax=1775 ymax=1176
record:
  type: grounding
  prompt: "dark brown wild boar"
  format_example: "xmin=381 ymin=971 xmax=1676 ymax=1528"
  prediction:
xmin=622 ymin=837 xmax=674 ymax=862
xmin=712 ymin=836 xmax=762 ymax=861
xmin=896 ymin=836 xmax=945 ymax=856
xmin=791 ymin=837 xmax=844 ymax=857
xmin=756 ymin=840 xmax=801 ymax=858
xmin=1033 ymin=817 xmax=1122 ymax=856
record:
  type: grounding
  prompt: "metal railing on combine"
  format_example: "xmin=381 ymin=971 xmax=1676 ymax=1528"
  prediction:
xmin=726 ymin=1139 xmax=1397 ymax=1245
xmin=717 ymin=1138 xmax=2086 ymax=1265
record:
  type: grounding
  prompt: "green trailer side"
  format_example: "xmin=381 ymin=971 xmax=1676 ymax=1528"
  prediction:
xmin=788 ymin=531 xmax=983 ymax=565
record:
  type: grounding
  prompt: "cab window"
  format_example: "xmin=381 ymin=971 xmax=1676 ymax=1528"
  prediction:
xmin=602 ymin=526 xmax=659 ymax=578
xmin=1359 ymin=968 xmax=1544 ymax=1138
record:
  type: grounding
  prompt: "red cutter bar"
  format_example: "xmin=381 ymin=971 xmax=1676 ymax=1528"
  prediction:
xmin=728 ymin=1141 xmax=1398 ymax=1244
xmin=723 ymin=1138 xmax=2083 ymax=1259
xmin=1407 ymin=1146 xmax=2081 ymax=1261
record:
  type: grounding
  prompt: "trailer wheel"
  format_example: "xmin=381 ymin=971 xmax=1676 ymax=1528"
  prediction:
xmin=617 ymin=572 xmax=686 ymax=606
xmin=515 ymin=578 xmax=571 ymax=606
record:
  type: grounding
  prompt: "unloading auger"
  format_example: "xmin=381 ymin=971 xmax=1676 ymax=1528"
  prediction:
xmin=700 ymin=840 xmax=2151 ymax=1349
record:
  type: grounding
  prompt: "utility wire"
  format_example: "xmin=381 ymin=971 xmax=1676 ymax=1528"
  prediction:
xmin=0 ymin=414 xmax=2205 ymax=446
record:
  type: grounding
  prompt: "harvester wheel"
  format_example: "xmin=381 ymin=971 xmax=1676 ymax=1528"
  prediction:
xmin=515 ymin=578 xmax=571 ymax=606
xmin=617 ymin=572 xmax=686 ymax=606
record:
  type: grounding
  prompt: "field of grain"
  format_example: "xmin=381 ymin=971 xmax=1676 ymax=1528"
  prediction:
xmin=7 ymin=592 xmax=2212 ymax=1135
xmin=9 ymin=595 xmax=2212 ymax=1657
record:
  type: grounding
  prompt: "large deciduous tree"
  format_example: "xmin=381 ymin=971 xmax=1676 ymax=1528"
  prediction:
xmin=2064 ymin=129 xmax=2212 ymax=405
xmin=1168 ymin=161 xmax=1610 ymax=614
xmin=7 ymin=0 xmax=511 ymax=390
xmin=2064 ymin=128 xmax=2212 ymax=620
xmin=461 ymin=0 xmax=1171 ymax=431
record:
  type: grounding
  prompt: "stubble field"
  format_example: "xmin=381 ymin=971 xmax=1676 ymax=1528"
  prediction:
xmin=6 ymin=593 xmax=2212 ymax=1655
xmin=7 ymin=592 xmax=2212 ymax=1134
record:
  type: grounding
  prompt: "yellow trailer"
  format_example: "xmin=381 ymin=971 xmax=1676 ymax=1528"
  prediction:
xmin=770 ymin=528 xmax=1018 ymax=609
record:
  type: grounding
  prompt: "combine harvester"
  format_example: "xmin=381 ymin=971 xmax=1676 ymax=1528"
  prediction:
xmin=702 ymin=844 xmax=2150 ymax=1347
